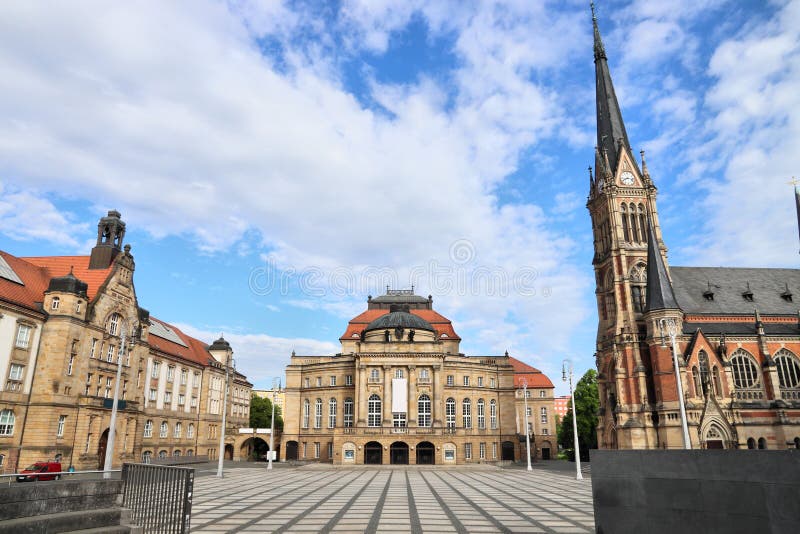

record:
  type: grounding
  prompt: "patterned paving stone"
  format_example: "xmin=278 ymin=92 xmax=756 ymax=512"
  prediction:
xmin=190 ymin=464 xmax=594 ymax=533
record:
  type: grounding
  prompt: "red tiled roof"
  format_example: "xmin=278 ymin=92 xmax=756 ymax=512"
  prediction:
xmin=340 ymin=308 xmax=461 ymax=341
xmin=20 ymin=255 xmax=114 ymax=301
xmin=148 ymin=317 xmax=212 ymax=367
xmin=0 ymin=251 xmax=50 ymax=312
xmin=508 ymin=356 xmax=555 ymax=388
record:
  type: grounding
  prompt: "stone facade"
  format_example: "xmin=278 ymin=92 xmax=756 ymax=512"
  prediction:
xmin=0 ymin=211 xmax=252 ymax=473
xmin=281 ymin=290 xmax=555 ymax=465
xmin=588 ymin=13 xmax=800 ymax=450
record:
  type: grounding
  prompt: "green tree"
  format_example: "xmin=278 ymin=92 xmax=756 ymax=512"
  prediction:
xmin=249 ymin=394 xmax=284 ymax=431
xmin=558 ymin=369 xmax=599 ymax=457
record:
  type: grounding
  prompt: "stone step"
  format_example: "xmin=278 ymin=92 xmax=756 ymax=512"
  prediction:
xmin=0 ymin=507 xmax=126 ymax=534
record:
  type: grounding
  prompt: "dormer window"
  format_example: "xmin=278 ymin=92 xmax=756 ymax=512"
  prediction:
xmin=742 ymin=291 xmax=753 ymax=302
xmin=703 ymin=290 xmax=714 ymax=301
xmin=781 ymin=285 xmax=793 ymax=302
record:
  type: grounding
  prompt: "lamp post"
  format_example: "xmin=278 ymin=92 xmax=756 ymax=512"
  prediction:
xmin=216 ymin=354 xmax=233 ymax=478
xmin=562 ymin=360 xmax=583 ymax=481
xmin=660 ymin=318 xmax=691 ymax=449
xmin=268 ymin=378 xmax=280 ymax=470
xmin=522 ymin=378 xmax=532 ymax=471
xmin=103 ymin=322 xmax=128 ymax=479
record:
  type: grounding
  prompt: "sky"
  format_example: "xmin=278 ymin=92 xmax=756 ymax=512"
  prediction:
xmin=0 ymin=0 xmax=798 ymax=395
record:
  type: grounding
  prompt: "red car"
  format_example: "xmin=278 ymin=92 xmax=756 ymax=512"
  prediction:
xmin=16 ymin=461 xmax=62 ymax=482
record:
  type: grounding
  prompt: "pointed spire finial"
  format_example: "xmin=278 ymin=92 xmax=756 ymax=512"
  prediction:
xmin=791 ymin=176 xmax=800 ymax=253
xmin=644 ymin=215 xmax=679 ymax=312
xmin=592 ymin=1 xmax=606 ymax=60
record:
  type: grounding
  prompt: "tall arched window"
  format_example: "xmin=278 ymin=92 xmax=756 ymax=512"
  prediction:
xmin=757 ymin=437 xmax=767 ymax=450
xmin=418 ymin=394 xmax=431 ymax=427
xmin=445 ymin=398 xmax=456 ymax=428
xmin=692 ymin=366 xmax=702 ymax=397
xmin=476 ymin=399 xmax=485 ymax=429
xmin=142 ymin=451 xmax=152 ymax=463
xmin=367 ymin=394 xmax=381 ymax=427
xmin=343 ymin=398 xmax=354 ymax=428
xmin=328 ymin=398 xmax=337 ymax=428
xmin=143 ymin=420 xmax=153 ymax=438
xmin=489 ymin=400 xmax=497 ymax=429
xmin=730 ymin=349 xmax=761 ymax=399
xmin=314 ymin=399 xmax=323 ymax=429
xmin=0 ymin=409 xmax=15 ymax=436
xmin=630 ymin=263 xmax=647 ymax=313
xmin=712 ymin=366 xmax=722 ymax=397
xmin=629 ymin=203 xmax=640 ymax=242
xmin=462 ymin=398 xmax=472 ymax=429
xmin=174 ymin=422 xmax=182 ymax=438
xmin=747 ymin=437 xmax=756 ymax=449
xmin=108 ymin=313 xmax=121 ymax=336
xmin=302 ymin=399 xmax=310 ymax=428
xmin=187 ymin=423 xmax=195 ymax=439
xmin=775 ymin=349 xmax=800 ymax=389
xmin=620 ymin=204 xmax=630 ymax=242
xmin=159 ymin=421 xmax=168 ymax=438
xmin=638 ymin=204 xmax=647 ymax=242
xmin=698 ymin=351 xmax=710 ymax=396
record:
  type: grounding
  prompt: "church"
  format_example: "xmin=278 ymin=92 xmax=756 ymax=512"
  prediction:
xmin=281 ymin=290 xmax=556 ymax=465
xmin=588 ymin=10 xmax=800 ymax=450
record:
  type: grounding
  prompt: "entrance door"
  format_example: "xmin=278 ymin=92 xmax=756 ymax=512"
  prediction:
xmin=541 ymin=448 xmax=551 ymax=460
xmin=416 ymin=442 xmax=435 ymax=465
xmin=501 ymin=441 xmax=515 ymax=461
xmin=706 ymin=440 xmax=724 ymax=449
xmin=365 ymin=441 xmax=383 ymax=464
xmin=390 ymin=442 xmax=409 ymax=465
xmin=286 ymin=441 xmax=298 ymax=460
xmin=97 ymin=429 xmax=109 ymax=469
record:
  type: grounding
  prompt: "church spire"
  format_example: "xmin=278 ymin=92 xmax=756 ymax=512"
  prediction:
xmin=644 ymin=218 xmax=679 ymax=312
xmin=592 ymin=3 xmax=633 ymax=177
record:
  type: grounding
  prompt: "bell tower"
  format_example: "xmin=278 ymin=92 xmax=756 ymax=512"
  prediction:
xmin=89 ymin=210 xmax=126 ymax=269
xmin=586 ymin=4 xmax=668 ymax=449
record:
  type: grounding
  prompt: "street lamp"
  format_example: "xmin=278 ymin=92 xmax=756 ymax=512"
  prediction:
xmin=268 ymin=378 xmax=280 ymax=470
xmin=216 ymin=353 xmax=233 ymax=478
xmin=562 ymin=360 xmax=583 ymax=481
xmin=103 ymin=321 xmax=129 ymax=479
xmin=660 ymin=318 xmax=691 ymax=449
xmin=521 ymin=378 xmax=532 ymax=471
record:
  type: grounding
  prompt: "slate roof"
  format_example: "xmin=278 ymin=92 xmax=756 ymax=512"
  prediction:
xmin=341 ymin=308 xmax=460 ymax=340
xmin=682 ymin=321 xmax=800 ymax=336
xmin=370 ymin=294 xmax=430 ymax=304
xmin=364 ymin=311 xmax=435 ymax=333
xmin=644 ymin=221 xmax=679 ymax=311
xmin=671 ymin=267 xmax=800 ymax=316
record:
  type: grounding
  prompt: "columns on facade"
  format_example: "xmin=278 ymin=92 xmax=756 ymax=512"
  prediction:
xmin=383 ymin=364 xmax=392 ymax=425
xmin=408 ymin=365 xmax=417 ymax=425
xmin=357 ymin=364 xmax=366 ymax=424
xmin=432 ymin=363 xmax=442 ymax=426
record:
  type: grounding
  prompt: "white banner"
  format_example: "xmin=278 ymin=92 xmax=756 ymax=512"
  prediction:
xmin=392 ymin=378 xmax=407 ymax=413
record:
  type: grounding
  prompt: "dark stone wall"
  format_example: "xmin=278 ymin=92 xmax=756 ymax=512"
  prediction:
xmin=590 ymin=450 xmax=800 ymax=534
xmin=0 ymin=480 xmax=123 ymax=521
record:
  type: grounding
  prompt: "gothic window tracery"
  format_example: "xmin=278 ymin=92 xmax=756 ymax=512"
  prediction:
xmin=620 ymin=204 xmax=630 ymax=242
xmin=629 ymin=203 xmax=639 ymax=242
xmin=775 ymin=349 xmax=800 ymax=389
xmin=730 ymin=349 xmax=762 ymax=399
xmin=638 ymin=204 xmax=647 ymax=242
xmin=629 ymin=263 xmax=647 ymax=313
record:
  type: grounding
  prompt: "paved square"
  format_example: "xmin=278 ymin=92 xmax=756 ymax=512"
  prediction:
xmin=190 ymin=464 xmax=594 ymax=533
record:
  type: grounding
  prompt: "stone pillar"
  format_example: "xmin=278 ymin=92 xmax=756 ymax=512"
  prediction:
xmin=432 ymin=363 xmax=442 ymax=426
xmin=408 ymin=365 xmax=417 ymax=425
xmin=384 ymin=365 xmax=392 ymax=425
xmin=357 ymin=364 xmax=366 ymax=425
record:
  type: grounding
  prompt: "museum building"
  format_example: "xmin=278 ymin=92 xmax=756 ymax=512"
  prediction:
xmin=281 ymin=290 xmax=555 ymax=465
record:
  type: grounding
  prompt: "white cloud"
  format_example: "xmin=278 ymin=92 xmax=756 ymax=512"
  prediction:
xmin=0 ymin=182 xmax=88 ymax=248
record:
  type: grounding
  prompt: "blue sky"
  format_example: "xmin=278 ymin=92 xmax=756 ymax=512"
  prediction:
xmin=1 ymin=0 xmax=798 ymax=393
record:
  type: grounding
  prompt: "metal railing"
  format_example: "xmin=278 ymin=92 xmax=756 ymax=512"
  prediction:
xmin=122 ymin=463 xmax=194 ymax=534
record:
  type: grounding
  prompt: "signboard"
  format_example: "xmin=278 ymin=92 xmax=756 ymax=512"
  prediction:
xmin=267 ymin=451 xmax=276 ymax=460
xmin=238 ymin=428 xmax=272 ymax=434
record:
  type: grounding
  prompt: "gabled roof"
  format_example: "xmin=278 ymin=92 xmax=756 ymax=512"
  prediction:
xmin=148 ymin=317 xmax=212 ymax=367
xmin=508 ymin=356 xmax=554 ymax=388
xmin=671 ymin=267 xmax=800 ymax=316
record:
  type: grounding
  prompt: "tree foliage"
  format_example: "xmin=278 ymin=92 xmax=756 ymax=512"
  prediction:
xmin=558 ymin=369 xmax=599 ymax=454
xmin=249 ymin=394 xmax=284 ymax=431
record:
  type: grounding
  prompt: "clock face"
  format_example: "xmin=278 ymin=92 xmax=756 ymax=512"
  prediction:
xmin=620 ymin=171 xmax=635 ymax=185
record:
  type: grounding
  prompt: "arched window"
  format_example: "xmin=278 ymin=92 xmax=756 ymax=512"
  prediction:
xmin=143 ymin=420 xmax=153 ymax=438
xmin=302 ymin=399 xmax=310 ymax=428
xmin=775 ymin=349 xmax=800 ymax=389
xmin=445 ymin=398 xmax=456 ymax=428
xmin=462 ymin=398 xmax=472 ymax=429
xmin=476 ymin=399 xmax=485 ymax=429
xmin=187 ymin=423 xmax=194 ymax=439
xmin=158 ymin=450 xmax=167 ymax=459
xmin=747 ymin=438 xmax=756 ymax=449
xmin=367 ymin=394 xmax=381 ymax=427
xmin=730 ymin=349 xmax=760 ymax=393
xmin=629 ymin=263 xmax=647 ymax=313
xmin=604 ymin=269 xmax=616 ymax=321
xmin=187 ymin=449 xmax=194 ymax=457
xmin=712 ymin=366 xmax=722 ymax=397
xmin=638 ymin=204 xmax=647 ymax=242
xmin=692 ymin=366 xmax=702 ymax=397
xmin=141 ymin=451 xmax=152 ymax=463
xmin=159 ymin=421 xmax=168 ymax=438
xmin=0 ymin=409 xmax=15 ymax=436
xmin=629 ymin=203 xmax=640 ymax=242
xmin=794 ymin=437 xmax=800 ymax=450
xmin=343 ymin=398 xmax=354 ymax=428
xmin=418 ymin=394 xmax=431 ymax=427
xmin=314 ymin=399 xmax=323 ymax=429
xmin=620 ymin=204 xmax=630 ymax=242
xmin=174 ymin=450 xmax=181 ymax=457
xmin=108 ymin=313 xmax=121 ymax=336
xmin=698 ymin=351 xmax=710 ymax=396
xmin=489 ymin=399 xmax=497 ymax=429
xmin=757 ymin=437 xmax=767 ymax=450
xmin=328 ymin=398 xmax=337 ymax=429
xmin=174 ymin=422 xmax=182 ymax=438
